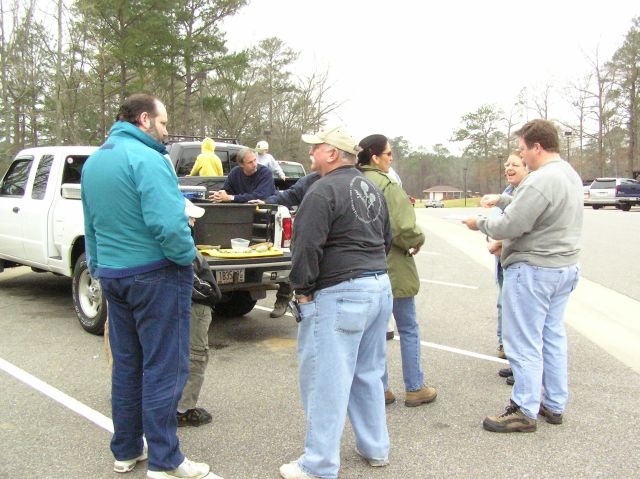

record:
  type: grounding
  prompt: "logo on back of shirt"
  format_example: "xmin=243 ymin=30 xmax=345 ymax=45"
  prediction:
xmin=350 ymin=177 xmax=382 ymax=224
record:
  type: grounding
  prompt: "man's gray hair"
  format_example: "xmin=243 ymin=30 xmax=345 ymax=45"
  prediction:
xmin=236 ymin=147 xmax=254 ymax=164
xmin=336 ymin=149 xmax=357 ymax=165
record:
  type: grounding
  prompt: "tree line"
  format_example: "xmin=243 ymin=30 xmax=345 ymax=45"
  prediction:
xmin=1 ymin=2 xmax=638 ymax=198
xmin=0 ymin=0 xmax=338 ymax=173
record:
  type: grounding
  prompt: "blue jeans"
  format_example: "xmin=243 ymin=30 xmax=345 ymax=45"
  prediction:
xmin=496 ymin=263 xmax=504 ymax=344
xmin=102 ymin=263 xmax=192 ymax=472
xmin=382 ymin=296 xmax=424 ymax=392
xmin=502 ymin=262 xmax=580 ymax=418
xmin=296 ymin=275 xmax=392 ymax=479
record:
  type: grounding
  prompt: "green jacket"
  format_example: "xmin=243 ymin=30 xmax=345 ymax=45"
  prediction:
xmin=360 ymin=165 xmax=425 ymax=297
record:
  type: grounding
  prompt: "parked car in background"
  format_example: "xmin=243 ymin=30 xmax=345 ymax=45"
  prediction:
xmin=584 ymin=177 xmax=640 ymax=211
xmin=425 ymin=199 xmax=444 ymax=208
xmin=277 ymin=160 xmax=306 ymax=179
xmin=274 ymin=160 xmax=306 ymax=190
xmin=582 ymin=179 xmax=593 ymax=201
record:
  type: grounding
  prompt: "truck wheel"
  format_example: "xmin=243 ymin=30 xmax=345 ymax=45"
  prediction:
xmin=592 ymin=205 xmax=603 ymax=210
xmin=72 ymin=253 xmax=107 ymax=335
xmin=213 ymin=291 xmax=257 ymax=317
xmin=620 ymin=203 xmax=631 ymax=211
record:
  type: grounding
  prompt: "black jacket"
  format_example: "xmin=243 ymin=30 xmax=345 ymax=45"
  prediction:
xmin=192 ymin=250 xmax=221 ymax=307
xmin=290 ymin=166 xmax=391 ymax=296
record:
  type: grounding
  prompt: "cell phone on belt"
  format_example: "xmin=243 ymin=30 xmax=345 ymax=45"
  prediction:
xmin=288 ymin=300 xmax=302 ymax=323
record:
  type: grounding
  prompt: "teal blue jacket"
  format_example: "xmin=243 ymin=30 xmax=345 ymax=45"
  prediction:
xmin=81 ymin=121 xmax=195 ymax=277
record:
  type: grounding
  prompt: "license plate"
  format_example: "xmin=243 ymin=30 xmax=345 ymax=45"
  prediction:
xmin=216 ymin=269 xmax=245 ymax=284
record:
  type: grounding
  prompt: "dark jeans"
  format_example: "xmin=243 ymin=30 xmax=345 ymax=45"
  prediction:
xmin=102 ymin=263 xmax=192 ymax=472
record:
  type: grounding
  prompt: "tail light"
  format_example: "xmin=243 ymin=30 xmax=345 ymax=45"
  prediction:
xmin=281 ymin=217 xmax=292 ymax=248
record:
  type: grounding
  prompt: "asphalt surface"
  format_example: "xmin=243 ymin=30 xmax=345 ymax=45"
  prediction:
xmin=1 ymin=207 xmax=639 ymax=478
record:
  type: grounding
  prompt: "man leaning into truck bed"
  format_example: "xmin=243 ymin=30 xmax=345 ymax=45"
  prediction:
xmin=209 ymin=147 xmax=276 ymax=203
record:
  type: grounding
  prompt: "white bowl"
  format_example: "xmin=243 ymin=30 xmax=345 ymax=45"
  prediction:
xmin=230 ymin=238 xmax=250 ymax=251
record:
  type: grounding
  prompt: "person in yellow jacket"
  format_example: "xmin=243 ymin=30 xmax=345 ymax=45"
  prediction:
xmin=190 ymin=137 xmax=223 ymax=176
xmin=358 ymin=133 xmax=437 ymax=408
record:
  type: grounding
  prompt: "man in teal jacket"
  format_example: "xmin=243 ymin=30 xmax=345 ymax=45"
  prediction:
xmin=81 ymin=93 xmax=212 ymax=479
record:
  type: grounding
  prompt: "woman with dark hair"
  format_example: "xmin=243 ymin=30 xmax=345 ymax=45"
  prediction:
xmin=357 ymin=134 xmax=437 ymax=407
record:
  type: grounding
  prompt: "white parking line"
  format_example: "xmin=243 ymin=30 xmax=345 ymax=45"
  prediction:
xmin=419 ymin=278 xmax=479 ymax=289
xmin=393 ymin=337 xmax=508 ymax=364
xmin=254 ymin=305 xmax=504 ymax=364
xmin=0 ymin=357 xmax=114 ymax=433
xmin=255 ymin=304 xmax=292 ymax=316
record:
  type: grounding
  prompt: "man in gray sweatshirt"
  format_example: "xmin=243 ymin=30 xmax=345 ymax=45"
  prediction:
xmin=463 ymin=119 xmax=583 ymax=433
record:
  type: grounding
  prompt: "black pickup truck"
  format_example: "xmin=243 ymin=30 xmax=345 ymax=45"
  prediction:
xmin=168 ymin=140 xmax=293 ymax=317
xmin=168 ymin=139 xmax=300 ymax=191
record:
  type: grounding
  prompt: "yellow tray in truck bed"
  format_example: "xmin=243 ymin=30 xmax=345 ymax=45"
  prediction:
xmin=200 ymin=248 xmax=284 ymax=258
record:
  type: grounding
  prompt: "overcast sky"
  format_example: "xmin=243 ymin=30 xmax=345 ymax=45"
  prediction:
xmin=223 ymin=0 xmax=639 ymax=153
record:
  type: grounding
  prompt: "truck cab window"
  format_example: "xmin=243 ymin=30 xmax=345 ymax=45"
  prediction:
xmin=0 ymin=157 xmax=34 ymax=197
xmin=61 ymin=155 xmax=88 ymax=184
xmin=31 ymin=155 xmax=55 ymax=200
xmin=175 ymin=147 xmax=230 ymax=176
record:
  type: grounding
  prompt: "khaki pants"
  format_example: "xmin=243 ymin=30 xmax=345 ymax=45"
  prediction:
xmin=178 ymin=302 xmax=213 ymax=411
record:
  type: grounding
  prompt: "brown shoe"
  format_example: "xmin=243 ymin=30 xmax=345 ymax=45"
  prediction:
xmin=483 ymin=400 xmax=537 ymax=433
xmin=539 ymin=403 xmax=563 ymax=425
xmin=497 ymin=344 xmax=507 ymax=359
xmin=404 ymin=385 xmax=437 ymax=407
xmin=384 ymin=389 xmax=396 ymax=405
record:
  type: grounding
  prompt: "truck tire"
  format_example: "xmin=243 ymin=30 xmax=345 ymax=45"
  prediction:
xmin=592 ymin=205 xmax=603 ymax=210
xmin=620 ymin=203 xmax=631 ymax=211
xmin=72 ymin=253 xmax=107 ymax=335
xmin=214 ymin=291 xmax=257 ymax=317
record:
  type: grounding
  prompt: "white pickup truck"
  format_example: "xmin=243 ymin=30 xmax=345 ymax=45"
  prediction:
xmin=0 ymin=146 xmax=292 ymax=335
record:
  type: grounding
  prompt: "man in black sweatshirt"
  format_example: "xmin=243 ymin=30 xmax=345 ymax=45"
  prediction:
xmin=279 ymin=126 xmax=393 ymax=479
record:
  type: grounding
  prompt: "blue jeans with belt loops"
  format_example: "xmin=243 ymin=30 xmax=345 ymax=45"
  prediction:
xmin=295 ymin=274 xmax=393 ymax=479
xmin=382 ymin=296 xmax=424 ymax=392
xmin=502 ymin=262 xmax=580 ymax=418
xmin=102 ymin=263 xmax=192 ymax=472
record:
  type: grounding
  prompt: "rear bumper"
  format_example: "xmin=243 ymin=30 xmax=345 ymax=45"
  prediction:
xmin=205 ymin=253 xmax=291 ymax=293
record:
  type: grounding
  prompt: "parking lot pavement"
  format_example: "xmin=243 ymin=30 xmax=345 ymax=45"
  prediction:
xmin=1 ymin=210 xmax=639 ymax=478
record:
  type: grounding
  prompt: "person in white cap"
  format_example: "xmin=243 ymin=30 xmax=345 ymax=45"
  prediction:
xmin=280 ymin=126 xmax=393 ymax=479
xmin=256 ymin=140 xmax=286 ymax=180
xmin=177 ymin=200 xmax=221 ymax=428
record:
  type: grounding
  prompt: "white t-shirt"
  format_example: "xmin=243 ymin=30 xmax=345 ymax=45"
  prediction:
xmin=257 ymin=153 xmax=285 ymax=179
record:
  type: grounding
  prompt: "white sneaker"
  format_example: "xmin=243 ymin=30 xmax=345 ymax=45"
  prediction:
xmin=114 ymin=446 xmax=148 ymax=473
xmin=279 ymin=461 xmax=320 ymax=478
xmin=355 ymin=447 xmax=389 ymax=467
xmin=147 ymin=457 xmax=211 ymax=478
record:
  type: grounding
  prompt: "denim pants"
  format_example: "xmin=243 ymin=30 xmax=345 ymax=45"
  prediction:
xmin=102 ymin=263 xmax=192 ymax=472
xmin=178 ymin=302 xmax=212 ymax=412
xmin=496 ymin=263 xmax=504 ymax=345
xmin=502 ymin=262 xmax=580 ymax=418
xmin=382 ymin=296 xmax=424 ymax=392
xmin=296 ymin=274 xmax=393 ymax=479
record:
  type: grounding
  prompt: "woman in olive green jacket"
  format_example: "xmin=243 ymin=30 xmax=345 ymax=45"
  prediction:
xmin=357 ymin=134 xmax=437 ymax=407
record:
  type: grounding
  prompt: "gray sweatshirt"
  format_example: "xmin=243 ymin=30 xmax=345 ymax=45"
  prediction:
xmin=476 ymin=158 xmax=583 ymax=269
